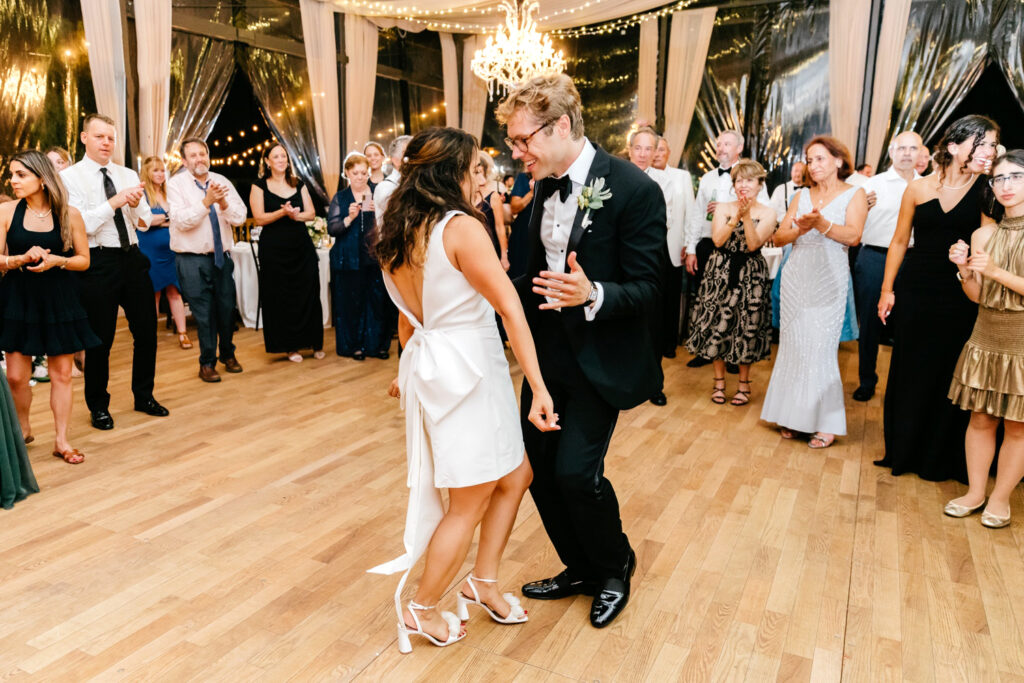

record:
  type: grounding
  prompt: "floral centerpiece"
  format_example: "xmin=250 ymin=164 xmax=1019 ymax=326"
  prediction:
xmin=306 ymin=216 xmax=330 ymax=248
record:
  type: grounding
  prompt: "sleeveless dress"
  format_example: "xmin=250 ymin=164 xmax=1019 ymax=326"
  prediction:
xmin=137 ymin=204 xmax=180 ymax=291
xmin=368 ymin=210 xmax=524 ymax=618
xmin=0 ymin=368 xmax=38 ymax=509
xmin=948 ymin=215 xmax=1024 ymax=419
xmin=255 ymin=178 xmax=323 ymax=353
xmin=877 ymin=179 xmax=986 ymax=484
xmin=477 ymin=192 xmax=501 ymax=257
xmin=761 ymin=187 xmax=857 ymax=435
xmin=0 ymin=200 xmax=100 ymax=356
xmin=686 ymin=217 xmax=771 ymax=364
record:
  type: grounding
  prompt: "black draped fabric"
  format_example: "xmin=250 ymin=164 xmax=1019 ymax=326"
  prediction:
xmin=879 ymin=179 xmax=989 ymax=484
xmin=255 ymin=178 xmax=324 ymax=354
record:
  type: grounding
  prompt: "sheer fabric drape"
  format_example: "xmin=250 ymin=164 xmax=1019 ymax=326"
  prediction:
xmin=135 ymin=0 xmax=172 ymax=159
xmin=461 ymin=35 xmax=487 ymax=141
xmin=828 ymin=0 xmax=871 ymax=152
xmin=344 ymin=14 xmax=379 ymax=151
xmin=440 ymin=32 xmax=461 ymax=128
xmin=165 ymin=32 xmax=234 ymax=162
xmin=663 ymin=8 xmax=716 ymax=168
xmin=636 ymin=18 xmax=658 ymax=126
xmin=300 ymin=0 xmax=342 ymax=196
xmin=81 ymin=0 xmax=127 ymax=163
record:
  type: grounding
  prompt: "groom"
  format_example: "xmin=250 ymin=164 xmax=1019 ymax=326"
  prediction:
xmin=496 ymin=74 xmax=666 ymax=628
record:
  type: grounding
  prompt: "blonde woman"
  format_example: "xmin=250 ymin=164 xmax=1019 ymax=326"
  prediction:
xmin=139 ymin=156 xmax=191 ymax=349
xmin=364 ymin=141 xmax=387 ymax=185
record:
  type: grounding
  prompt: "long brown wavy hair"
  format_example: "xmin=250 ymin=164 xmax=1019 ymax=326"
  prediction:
xmin=932 ymin=114 xmax=1000 ymax=182
xmin=376 ymin=127 xmax=482 ymax=272
xmin=10 ymin=150 xmax=73 ymax=251
xmin=258 ymin=143 xmax=299 ymax=188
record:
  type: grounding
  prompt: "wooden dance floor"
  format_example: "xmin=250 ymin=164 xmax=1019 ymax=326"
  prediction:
xmin=2 ymin=320 xmax=1023 ymax=681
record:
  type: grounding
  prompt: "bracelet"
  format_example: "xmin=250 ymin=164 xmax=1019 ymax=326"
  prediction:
xmin=822 ymin=221 xmax=834 ymax=236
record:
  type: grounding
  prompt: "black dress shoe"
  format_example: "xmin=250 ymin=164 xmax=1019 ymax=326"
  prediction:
xmin=686 ymin=356 xmax=711 ymax=368
xmin=663 ymin=349 xmax=677 ymax=359
xmin=649 ymin=391 xmax=667 ymax=406
xmin=134 ymin=398 xmax=169 ymax=417
xmin=522 ymin=570 xmax=596 ymax=600
xmin=590 ymin=549 xmax=637 ymax=628
xmin=852 ymin=385 xmax=875 ymax=402
xmin=91 ymin=409 xmax=114 ymax=430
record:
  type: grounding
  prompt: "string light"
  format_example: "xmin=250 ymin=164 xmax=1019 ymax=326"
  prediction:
xmin=551 ymin=0 xmax=700 ymax=38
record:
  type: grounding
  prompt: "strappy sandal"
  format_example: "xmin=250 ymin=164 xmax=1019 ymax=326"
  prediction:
xmin=779 ymin=427 xmax=796 ymax=439
xmin=456 ymin=575 xmax=528 ymax=624
xmin=287 ymin=352 xmax=303 ymax=363
xmin=397 ymin=601 xmax=466 ymax=654
xmin=178 ymin=333 xmax=193 ymax=349
xmin=711 ymin=377 xmax=727 ymax=404
xmin=731 ymin=379 xmax=751 ymax=406
xmin=52 ymin=447 xmax=85 ymax=464
xmin=809 ymin=433 xmax=835 ymax=449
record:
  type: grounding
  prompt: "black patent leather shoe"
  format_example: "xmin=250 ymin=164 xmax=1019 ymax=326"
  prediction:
xmin=590 ymin=549 xmax=636 ymax=628
xmin=852 ymin=385 xmax=875 ymax=402
xmin=134 ymin=398 xmax=169 ymax=417
xmin=522 ymin=570 xmax=596 ymax=600
xmin=90 ymin=409 xmax=114 ymax=430
xmin=686 ymin=356 xmax=711 ymax=368
xmin=649 ymin=391 xmax=667 ymax=406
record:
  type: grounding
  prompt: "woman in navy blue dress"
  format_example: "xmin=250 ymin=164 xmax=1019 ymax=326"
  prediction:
xmin=140 ymin=157 xmax=191 ymax=350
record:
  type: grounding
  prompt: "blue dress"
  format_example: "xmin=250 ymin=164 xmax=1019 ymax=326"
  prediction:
xmin=138 ymin=205 xmax=180 ymax=291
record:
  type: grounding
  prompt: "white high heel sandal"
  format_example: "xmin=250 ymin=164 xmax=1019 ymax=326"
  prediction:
xmin=396 ymin=601 xmax=465 ymax=654
xmin=456 ymin=575 xmax=528 ymax=624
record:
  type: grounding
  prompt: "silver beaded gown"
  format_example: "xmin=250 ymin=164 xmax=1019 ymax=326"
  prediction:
xmin=761 ymin=186 xmax=858 ymax=435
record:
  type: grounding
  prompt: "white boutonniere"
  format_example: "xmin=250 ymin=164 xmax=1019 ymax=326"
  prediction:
xmin=577 ymin=177 xmax=612 ymax=228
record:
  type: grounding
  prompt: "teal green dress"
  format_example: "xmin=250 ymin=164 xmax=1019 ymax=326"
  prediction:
xmin=0 ymin=368 xmax=38 ymax=509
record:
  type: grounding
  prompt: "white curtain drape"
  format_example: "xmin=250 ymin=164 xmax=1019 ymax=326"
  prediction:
xmin=865 ymin=0 xmax=913 ymax=167
xmin=301 ymin=0 xmax=342 ymax=196
xmin=829 ymin=0 xmax=872 ymax=153
xmin=461 ymin=35 xmax=487 ymax=141
xmin=134 ymin=0 xmax=171 ymax=160
xmin=344 ymin=13 xmax=379 ymax=153
xmin=636 ymin=18 xmax=658 ymax=126
xmin=440 ymin=32 xmax=461 ymax=127
xmin=662 ymin=8 xmax=716 ymax=167
xmin=81 ymin=0 xmax=127 ymax=164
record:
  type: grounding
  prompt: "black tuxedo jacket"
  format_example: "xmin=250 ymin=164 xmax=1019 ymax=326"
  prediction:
xmin=514 ymin=144 xmax=667 ymax=410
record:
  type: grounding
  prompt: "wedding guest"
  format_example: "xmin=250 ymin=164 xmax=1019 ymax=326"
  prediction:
xmin=688 ymin=160 xmax=776 ymax=405
xmin=857 ymin=163 xmax=874 ymax=178
xmin=916 ymin=147 xmax=932 ymax=175
xmin=473 ymin=151 xmax=509 ymax=268
xmin=506 ymin=171 xmax=535 ymax=279
xmin=686 ymin=130 xmax=769 ymax=367
xmin=45 ymin=147 xmax=72 ymax=172
xmin=139 ymin=156 xmax=191 ymax=350
xmin=370 ymin=127 xmax=555 ymax=652
xmin=851 ymin=131 xmax=922 ymax=401
xmin=364 ymin=141 xmax=387 ymax=185
xmin=327 ymin=153 xmax=389 ymax=359
xmin=1 ymin=150 xmax=99 ymax=463
xmin=167 ymin=137 xmax=247 ymax=383
xmin=374 ymin=135 xmax=412 ymax=224
xmin=61 ymin=114 xmax=168 ymax=429
xmin=876 ymin=115 xmax=998 ymax=482
xmin=250 ymin=143 xmax=324 ymax=363
xmin=761 ymin=136 xmax=867 ymax=448
xmin=0 ymin=366 xmax=38 ymax=507
xmin=945 ymin=150 xmax=1024 ymax=528
xmin=44 ymin=149 xmax=76 ymax=378
xmin=503 ymin=173 xmax=516 ymax=194
xmin=769 ymin=161 xmax=805 ymax=217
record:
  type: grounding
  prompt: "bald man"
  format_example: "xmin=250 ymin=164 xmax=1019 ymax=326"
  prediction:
xmin=853 ymin=131 xmax=924 ymax=402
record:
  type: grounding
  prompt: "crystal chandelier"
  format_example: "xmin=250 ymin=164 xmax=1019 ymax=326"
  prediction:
xmin=470 ymin=0 xmax=566 ymax=99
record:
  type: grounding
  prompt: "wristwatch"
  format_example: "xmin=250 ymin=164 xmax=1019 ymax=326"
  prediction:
xmin=586 ymin=281 xmax=599 ymax=306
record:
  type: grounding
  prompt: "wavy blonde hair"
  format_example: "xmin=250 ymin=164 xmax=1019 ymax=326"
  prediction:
xmin=495 ymin=73 xmax=584 ymax=141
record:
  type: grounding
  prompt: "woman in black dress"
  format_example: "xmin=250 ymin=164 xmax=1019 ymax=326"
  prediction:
xmin=473 ymin=151 xmax=509 ymax=269
xmin=250 ymin=143 xmax=323 ymax=363
xmin=876 ymin=115 xmax=999 ymax=482
xmin=0 ymin=150 xmax=99 ymax=464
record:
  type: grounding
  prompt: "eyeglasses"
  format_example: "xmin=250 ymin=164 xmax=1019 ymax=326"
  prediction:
xmin=504 ymin=119 xmax=555 ymax=153
xmin=989 ymin=172 xmax=1024 ymax=188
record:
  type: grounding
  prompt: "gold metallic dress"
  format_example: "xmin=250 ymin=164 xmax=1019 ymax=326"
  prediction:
xmin=949 ymin=215 xmax=1024 ymax=420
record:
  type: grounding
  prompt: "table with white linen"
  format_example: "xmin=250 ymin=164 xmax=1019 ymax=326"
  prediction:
xmin=230 ymin=241 xmax=332 ymax=329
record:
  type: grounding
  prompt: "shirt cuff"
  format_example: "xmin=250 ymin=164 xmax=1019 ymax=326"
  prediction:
xmin=584 ymin=282 xmax=604 ymax=321
xmin=97 ymin=201 xmax=116 ymax=222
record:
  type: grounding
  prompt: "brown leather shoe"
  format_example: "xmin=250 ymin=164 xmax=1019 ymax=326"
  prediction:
xmin=221 ymin=357 xmax=243 ymax=373
xmin=199 ymin=364 xmax=221 ymax=383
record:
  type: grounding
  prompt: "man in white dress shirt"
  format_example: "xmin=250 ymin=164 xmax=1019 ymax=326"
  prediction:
xmin=373 ymin=135 xmax=412 ymax=224
xmin=769 ymin=161 xmax=805 ymax=217
xmin=852 ymin=131 xmax=923 ymax=402
xmin=653 ymin=136 xmax=696 ymax=358
xmin=684 ymin=130 xmax=769 ymax=367
xmin=167 ymin=137 xmax=248 ymax=383
xmin=60 ymin=113 xmax=168 ymax=430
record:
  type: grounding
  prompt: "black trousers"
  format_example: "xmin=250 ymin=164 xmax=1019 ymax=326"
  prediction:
xmin=80 ymin=246 xmax=157 ymax=411
xmin=521 ymin=310 xmax=631 ymax=580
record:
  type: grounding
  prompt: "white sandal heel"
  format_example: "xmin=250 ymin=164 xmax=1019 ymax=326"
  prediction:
xmin=396 ymin=601 xmax=465 ymax=654
xmin=456 ymin=575 xmax=528 ymax=624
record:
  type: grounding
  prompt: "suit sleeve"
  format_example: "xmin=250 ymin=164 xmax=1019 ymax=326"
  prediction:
xmin=594 ymin=178 xmax=666 ymax=320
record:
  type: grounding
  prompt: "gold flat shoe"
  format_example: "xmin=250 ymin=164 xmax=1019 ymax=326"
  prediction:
xmin=944 ymin=498 xmax=986 ymax=518
xmin=981 ymin=508 xmax=1011 ymax=528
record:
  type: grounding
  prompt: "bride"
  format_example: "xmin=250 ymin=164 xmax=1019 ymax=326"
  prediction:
xmin=369 ymin=127 xmax=558 ymax=652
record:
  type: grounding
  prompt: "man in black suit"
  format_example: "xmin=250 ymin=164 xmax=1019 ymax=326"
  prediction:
xmin=495 ymin=74 xmax=666 ymax=628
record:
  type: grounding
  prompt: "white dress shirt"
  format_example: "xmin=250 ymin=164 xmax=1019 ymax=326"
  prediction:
xmin=541 ymin=139 xmax=602 ymax=321
xmin=859 ymin=167 xmax=919 ymax=248
xmin=686 ymin=165 xmax=770 ymax=253
xmin=60 ymin=156 xmax=151 ymax=248
xmin=166 ymin=169 xmax=247 ymax=254
xmin=769 ymin=180 xmax=801 ymax=218
xmin=374 ymin=170 xmax=401 ymax=224
xmin=648 ymin=166 xmax=694 ymax=267
xmin=846 ymin=172 xmax=869 ymax=187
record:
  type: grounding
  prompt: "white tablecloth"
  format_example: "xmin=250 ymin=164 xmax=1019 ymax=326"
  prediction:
xmin=231 ymin=241 xmax=331 ymax=329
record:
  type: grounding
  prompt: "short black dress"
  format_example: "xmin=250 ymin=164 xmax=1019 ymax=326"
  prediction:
xmin=0 ymin=200 xmax=100 ymax=356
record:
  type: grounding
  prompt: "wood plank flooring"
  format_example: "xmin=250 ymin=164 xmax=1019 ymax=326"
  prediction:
xmin=1 ymin=318 xmax=1022 ymax=682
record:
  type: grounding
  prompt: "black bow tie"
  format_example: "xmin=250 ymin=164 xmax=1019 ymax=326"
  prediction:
xmin=717 ymin=167 xmax=730 ymax=177
xmin=548 ymin=175 xmax=573 ymax=203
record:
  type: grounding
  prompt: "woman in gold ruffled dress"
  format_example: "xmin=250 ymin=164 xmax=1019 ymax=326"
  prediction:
xmin=946 ymin=149 xmax=1024 ymax=529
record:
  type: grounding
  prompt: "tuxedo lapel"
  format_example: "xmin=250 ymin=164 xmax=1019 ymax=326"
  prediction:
xmin=565 ymin=146 xmax=611 ymax=267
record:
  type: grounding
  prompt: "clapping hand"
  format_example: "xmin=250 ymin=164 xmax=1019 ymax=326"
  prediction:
xmin=114 ymin=184 xmax=145 ymax=209
xmin=26 ymin=253 xmax=63 ymax=272
xmin=527 ymin=388 xmax=560 ymax=432
xmin=17 ymin=245 xmax=49 ymax=266
xmin=967 ymin=247 xmax=996 ymax=277
xmin=282 ymin=201 xmax=300 ymax=220
xmin=735 ymin=194 xmax=753 ymax=219
xmin=794 ymin=208 xmax=822 ymax=233
xmin=948 ymin=239 xmax=969 ymax=266
xmin=534 ymin=251 xmax=591 ymax=310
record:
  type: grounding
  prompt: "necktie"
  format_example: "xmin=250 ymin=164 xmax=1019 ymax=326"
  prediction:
xmin=100 ymin=167 xmax=131 ymax=250
xmin=195 ymin=179 xmax=225 ymax=268
xmin=717 ymin=167 xmax=730 ymax=177
xmin=549 ymin=175 xmax=572 ymax=203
